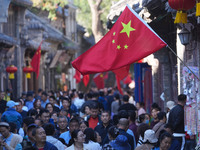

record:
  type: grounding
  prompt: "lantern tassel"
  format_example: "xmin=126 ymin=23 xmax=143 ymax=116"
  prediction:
xmin=9 ymin=73 xmax=14 ymax=79
xmin=174 ymin=11 xmax=187 ymax=24
xmin=196 ymin=3 xmax=200 ymax=17
xmin=26 ymin=73 xmax=31 ymax=79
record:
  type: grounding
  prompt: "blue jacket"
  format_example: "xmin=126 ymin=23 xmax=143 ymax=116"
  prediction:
xmin=1 ymin=108 xmax=22 ymax=129
xmin=33 ymin=141 xmax=58 ymax=150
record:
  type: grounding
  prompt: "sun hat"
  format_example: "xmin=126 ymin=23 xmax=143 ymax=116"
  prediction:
xmin=0 ymin=122 xmax=9 ymax=127
xmin=143 ymin=129 xmax=158 ymax=143
xmin=6 ymin=100 xmax=19 ymax=108
xmin=110 ymin=135 xmax=131 ymax=150
xmin=166 ymin=101 xmax=175 ymax=110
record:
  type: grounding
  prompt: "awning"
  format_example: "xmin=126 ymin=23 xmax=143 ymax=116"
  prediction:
xmin=11 ymin=0 xmax=33 ymax=7
xmin=0 ymin=33 xmax=18 ymax=48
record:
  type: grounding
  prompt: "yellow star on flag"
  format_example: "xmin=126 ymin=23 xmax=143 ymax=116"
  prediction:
xmin=117 ymin=45 xmax=121 ymax=49
xmin=112 ymin=40 xmax=115 ymax=44
xmin=124 ymin=44 xmax=128 ymax=49
xmin=120 ymin=21 xmax=135 ymax=38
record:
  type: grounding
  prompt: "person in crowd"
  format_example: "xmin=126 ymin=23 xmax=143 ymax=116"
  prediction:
xmin=118 ymin=118 xmax=135 ymax=150
xmin=150 ymin=107 xmax=160 ymax=128
xmin=103 ymin=126 xmax=119 ymax=149
xmin=45 ymin=103 xmax=54 ymax=114
xmin=95 ymin=131 xmax=102 ymax=144
xmin=16 ymin=99 xmax=27 ymax=122
xmin=152 ymin=132 xmax=172 ymax=150
xmin=15 ymin=123 xmax=38 ymax=150
xmin=0 ymin=91 xmax=7 ymax=114
xmin=144 ymin=113 xmax=151 ymax=125
xmin=84 ymin=128 xmax=101 ymax=150
xmin=118 ymin=95 xmax=137 ymax=112
xmin=153 ymin=112 xmax=166 ymax=138
xmin=106 ymin=87 xmax=114 ymax=113
xmin=27 ymin=109 xmax=38 ymax=119
xmin=137 ymin=114 xmax=146 ymax=125
xmin=74 ymin=92 xmax=85 ymax=111
xmin=39 ymin=109 xmax=50 ymax=124
xmin=110 ymin=135 xmax=131 ymax=150
xmin=95 ymin=110 xmax=113 ymax=145
xmin=41 ymin=92 xmax=49 ymax=108
xmin=168 ymin=94 xmax=187 ymax=150
xmin=35 ymin=88 xmax=43 ymax=100
xmin=80 ymin=121 xmax=89 ymax=132
xmin=1 ymin=100 xmax=22 ymax=130
xmin=59 ymin=117 xmax=79 ymax=145
xmin=66 ymin=129 xmax=85 ymax=150
xmin=25 ymin=92 xmax=35 ymax=110
xmin=56 ymin=116 xmax=69 ymax=137
xmin=0 ymin=122 xmax=23 ymax=149
xmin=166 ymin=101 xmax=175 ymax=122
xmin=43 ymin=123 xmax=67 ymax=149
xmin=111 ymin=93 xmax=122 ymax=116
xmin=163 ymin=123 xmax=181 ymax=150
xmin=21 ymin=117 xmax=35 ymax=137
xmin=85 ymin=103 xmax=101 ymax=129
xmin=126 ymin=90 xmax=136 ymax=106
xmin=49 ymin=96 xmax=60 ymax=112
xmin=4 ymin=89 xmax=12 ymax=101
xmin=128 ymin=110 xmax=138 ymax=143
xmin=9 ymin=122 xmax=17 ymax=134
xmin=51 ymin=111 xmax=59 ymax=129
xmin=33 ymin=99 xmax=42 ymax=114
xmin=34 ymin=118 xmax=44 ymax=127
xmin=137 ymin=123 xmax=151 ymax=146
xmin=135 ymin=129 xmax=158 ymax=150
xmin=98 ymin=90 xmax=108 ymax=111
xmin=61 ymin=97 xmax=77 ymax=117
xmin=32 ymin=126 xmax=58 ymax=150
xmin=136 ymin=102 xmax=146 ymax=116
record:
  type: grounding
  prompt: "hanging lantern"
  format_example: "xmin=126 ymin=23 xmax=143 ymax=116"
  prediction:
xmin=168 ymin=0 xmax=195 ymax=23
xmin=197 ymin=0 xmax=200 ymax=16
xmin=6 ymin=65 xmax=18 ymax=79
xmin=23 ymin=66 xmax=34 ymax=79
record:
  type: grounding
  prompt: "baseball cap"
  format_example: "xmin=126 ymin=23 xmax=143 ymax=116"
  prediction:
xmin=143 ymin=129 xmax=158 ymax=144
xmin=6 ymin=100 xmax=19 ymax=108
xmin=166 ymin=101 xmax=175 ymax=110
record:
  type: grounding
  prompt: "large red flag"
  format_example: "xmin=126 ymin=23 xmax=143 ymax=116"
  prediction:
xmin=93 ymin=73 xmax=105 ymax=89
xmin=31 ymin=41 xmax=43 ymax=79
xmin=72 ymin=5 xmax=167 ymax=75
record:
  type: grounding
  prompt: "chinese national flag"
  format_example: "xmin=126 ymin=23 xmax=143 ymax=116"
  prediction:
xmin=93 ymin=73 xmax=105 ymax=89
xmin=31 ymin=41 xmax=43 ymax=79
xmin=123 ymin=73 xmax=132 ymax=84
xmin=72 ymin=5 xmax=167 ymax=75
xmin=73 ymin=70 xmax=81 ymax=83
xmin=83 ymin=75 xmax=89 ymax=87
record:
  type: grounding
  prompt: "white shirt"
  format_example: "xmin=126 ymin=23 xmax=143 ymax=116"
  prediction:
xmin=46 ymin=136 xmax=67 ymax=149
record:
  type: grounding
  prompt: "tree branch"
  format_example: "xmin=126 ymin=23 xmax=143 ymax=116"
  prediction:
xmin=96 ymin=0 xmax=102 ymax=7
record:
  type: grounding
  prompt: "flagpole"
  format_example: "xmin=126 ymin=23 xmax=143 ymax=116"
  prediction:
xmin=167 ymin=45 xmax=200 ymax=81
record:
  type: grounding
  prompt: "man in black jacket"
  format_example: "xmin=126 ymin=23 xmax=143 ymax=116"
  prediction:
xmin=168 ymin=94 xmax=186 ymax=150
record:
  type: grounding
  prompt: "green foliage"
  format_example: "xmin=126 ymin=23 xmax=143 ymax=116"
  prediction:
xmin=74 ymin=0 xmax=119 ymax=35
xmin=31 ymin=0 xmax=68 ymax=20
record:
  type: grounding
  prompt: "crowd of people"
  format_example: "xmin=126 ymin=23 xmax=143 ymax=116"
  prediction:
xmin=0 ymin=88 xmax=186 ymax=150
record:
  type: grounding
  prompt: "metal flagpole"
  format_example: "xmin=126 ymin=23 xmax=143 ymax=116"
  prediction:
xmin=167 ymin=45 xmax=200 ymax=81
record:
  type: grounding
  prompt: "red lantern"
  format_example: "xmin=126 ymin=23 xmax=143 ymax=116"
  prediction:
xmin=168 ymin=0 xmax=195 ymax=23
xmin=23 ymin=66 xmax=34 ymax=79
xmin=6 ymin=65 xmax=18 ymax=79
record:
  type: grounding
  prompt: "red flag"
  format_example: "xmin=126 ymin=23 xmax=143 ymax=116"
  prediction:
xmin=72 ymin=5 xmax=166 ymax=75
xmin=112 ymin=65 xmax=130 ymax=80
xmin=83 ymin=75 xmax=89 ymax=87
xmin=123 ymin=73 xmax=132 ymax=84
xmin=116 ymin=75 xmax=123 ymax=95
xmin=93 ymin=73 xmax=104 ymax=89
xmin=31 ymin=41 xmax=43 ymax=79
xmin=73 ymin=70 xmax=81 ymax=83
